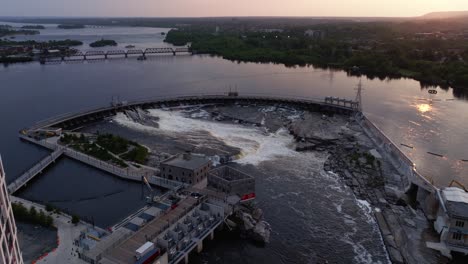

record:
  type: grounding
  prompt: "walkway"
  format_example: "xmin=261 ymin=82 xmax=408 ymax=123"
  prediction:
xmin=19 ymin=135 xmax=184 ymax=190
xmin=7 ymin=147 xmax=65 ymax=194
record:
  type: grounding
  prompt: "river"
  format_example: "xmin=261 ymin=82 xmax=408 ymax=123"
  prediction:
xmin=1 ymin=22 xmax=467 ymax=263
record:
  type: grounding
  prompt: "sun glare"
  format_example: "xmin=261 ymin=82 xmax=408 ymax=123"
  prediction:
xmin=416 ymin=103 xmax=432 ymax=113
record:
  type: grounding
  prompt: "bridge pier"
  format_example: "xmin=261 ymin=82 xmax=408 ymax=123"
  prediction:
xmin=83 ymin=55 xmax=87 ymax=60
xmin=197 ymin=240 xmax=203 ymax=253
xmin=125 ymin=53 xmax=128 ymax=58
xmin=172 ymin=51 xmax=176 ymax=56
xmin=105 ymin=54 xmax=108 ymax=59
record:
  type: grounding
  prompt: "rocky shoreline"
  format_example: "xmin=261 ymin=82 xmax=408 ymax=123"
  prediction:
xmin=192 ymin=103 xmax=446 ymax=262
xmin=104 ymin=103 xmax=448 ymax=262
xmin=288 ymin=113 xmax=445 ymax=263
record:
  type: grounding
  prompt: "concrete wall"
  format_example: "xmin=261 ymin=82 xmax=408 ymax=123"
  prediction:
xmin=30 ymin=95 xmax=356 ymax=131
xmin=356 ymin=113 xmax=434 ymax=193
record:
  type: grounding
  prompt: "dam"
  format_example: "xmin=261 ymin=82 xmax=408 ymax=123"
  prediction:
xmin=11 ymin=92 xmax=440 ymax=264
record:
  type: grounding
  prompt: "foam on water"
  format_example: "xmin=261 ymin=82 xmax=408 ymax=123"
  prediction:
xmin=113 ymin=108 xmax=390 ymax=263
xmin=114 ymin=109 xmax=299 ymax=165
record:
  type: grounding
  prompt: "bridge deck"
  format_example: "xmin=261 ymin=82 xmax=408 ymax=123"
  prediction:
xmin=8 ymin=147 xmax=65 ymax=194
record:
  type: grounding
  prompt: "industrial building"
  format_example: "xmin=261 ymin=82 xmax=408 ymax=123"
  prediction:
xmin=208 ymin=166 xmax=255 ymax=202
xmin=160 ymin=153 xmax=212 ymax=185
xmin=0 ymin=156 xmax=23 ymax=264
xmin=430 ymin=187 xmax=468 ymax=257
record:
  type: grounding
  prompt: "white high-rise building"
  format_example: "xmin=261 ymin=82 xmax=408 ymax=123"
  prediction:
xmin=0 ymin=156 xmax=23 ymax=264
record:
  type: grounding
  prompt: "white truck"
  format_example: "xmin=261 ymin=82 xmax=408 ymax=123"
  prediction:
xmin=135 ymin=241 xmax=155 ymax=260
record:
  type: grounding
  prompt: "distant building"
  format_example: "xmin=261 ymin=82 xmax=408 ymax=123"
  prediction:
xmin=430 ymin=187 xmax=468 ymax=257
xmin=208 ymin=166 xmax=255 ymax=202
xmin=260 ymin=29 xmax=283 ymax=33
xmin=304 ymin=29 xmax=325 ymax=40
xmin=0 ymin=156 xmax=24 ymax=264
xmin=160 ymin=153 xmax=212 ymax=185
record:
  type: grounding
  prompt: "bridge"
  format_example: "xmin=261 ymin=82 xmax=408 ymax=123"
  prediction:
xmin=7 ymin=147 xmax=65 ymax=194
xmin=41 ymin=47 xmax=192 ymax=63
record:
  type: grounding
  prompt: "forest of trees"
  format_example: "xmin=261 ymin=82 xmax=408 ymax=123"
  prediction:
xmin=165 ymin=21 xmax=468 ymax=89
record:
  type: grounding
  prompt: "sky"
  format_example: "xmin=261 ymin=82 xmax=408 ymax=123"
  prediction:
xmin=1 ymin=0 xmax=468 ymax=18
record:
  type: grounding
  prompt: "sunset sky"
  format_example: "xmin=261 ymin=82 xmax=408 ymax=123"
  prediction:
xmin=1 ymin=0 xmax=468 ymax=17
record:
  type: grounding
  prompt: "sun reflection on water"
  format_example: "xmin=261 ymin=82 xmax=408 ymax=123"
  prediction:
xmin=416 ymin=103 xmax=431 ymax=113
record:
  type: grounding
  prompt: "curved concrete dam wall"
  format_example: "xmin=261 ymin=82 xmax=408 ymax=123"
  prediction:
xmin=26 ymin=94 xmax=357 ymax=131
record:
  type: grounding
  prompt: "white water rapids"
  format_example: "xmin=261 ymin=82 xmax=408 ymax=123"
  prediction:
xmin=112 ymin=107 xmax=390 ymax=263
xmin=114 ymin=109 xmax=299 ymax=165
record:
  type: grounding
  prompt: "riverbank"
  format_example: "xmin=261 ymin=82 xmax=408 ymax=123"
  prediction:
xmin=164 ymin=29 xmax=468 ymax=90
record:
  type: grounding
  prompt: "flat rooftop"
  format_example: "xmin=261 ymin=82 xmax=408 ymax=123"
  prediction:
xmin=442 ymin=187 xmax=468 ymax=218
xmin=101 ymin=197 xmax=199 ymax=264
xmin=162 ymin=154 xmax=211 ymax=170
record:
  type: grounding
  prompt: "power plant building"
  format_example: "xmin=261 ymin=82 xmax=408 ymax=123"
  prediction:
xmin=160 ymin=153 xmax=212 ymax=185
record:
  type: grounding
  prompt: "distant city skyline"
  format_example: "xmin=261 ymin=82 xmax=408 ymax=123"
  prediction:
xmin=1 ymin=0 xmax=468 ymax=18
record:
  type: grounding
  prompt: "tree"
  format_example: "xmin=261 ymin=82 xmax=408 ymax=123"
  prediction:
xmin=45 ymin=216 xmax=54 ymax=227
xmin=29 ymin=206 xmax=38 ymax=222
xmin=45 ymin=204 xmax=54 ymax=212
xmin=71 ymin=215 xmax=80 ymax=225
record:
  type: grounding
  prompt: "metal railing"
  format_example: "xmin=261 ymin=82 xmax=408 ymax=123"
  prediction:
xmin=8 ymin=147 xmax=65 ymax=193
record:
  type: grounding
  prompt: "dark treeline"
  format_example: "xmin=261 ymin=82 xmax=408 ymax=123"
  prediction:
xmin=12 ymin=203 xmax=54 ymax=228
xmin=0 ymin=24 xmax=39 ymax=37
xmin=165 ymin=19 xmax=468 ymax=89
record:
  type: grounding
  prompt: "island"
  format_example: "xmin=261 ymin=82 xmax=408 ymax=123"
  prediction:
xmin=89 ymin=39 xmax=117 ymax=47
xmin=21 ymin=25 xmax=45 ymax=30
xmin=0 ymin=25 xmax=39 ymax=37
xmin=0 ymin=39 xmax=83 ymax=64
xmin=57 ymin=24 xmax=85 ymax=29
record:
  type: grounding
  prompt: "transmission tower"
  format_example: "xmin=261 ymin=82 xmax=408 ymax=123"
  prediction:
xmin=355 ymin=79 xmax=363 ymax=112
